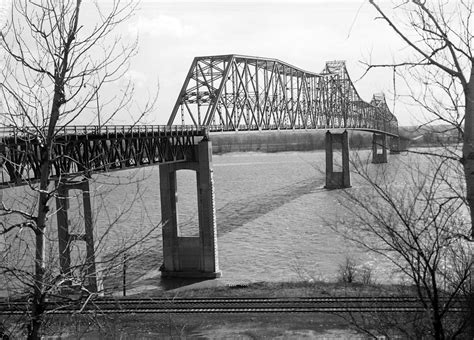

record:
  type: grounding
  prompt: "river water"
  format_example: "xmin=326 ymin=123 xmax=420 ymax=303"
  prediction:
xmin=0 ymin=148 xmax=411 ymax=295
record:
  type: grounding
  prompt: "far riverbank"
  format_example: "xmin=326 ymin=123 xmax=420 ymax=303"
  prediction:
xmin=211 ymin=130 xmax=372 ymax=154
xmin=210 ymin=127 xmax=453 ymax=154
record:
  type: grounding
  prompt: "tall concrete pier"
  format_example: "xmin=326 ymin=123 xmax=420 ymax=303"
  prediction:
xmin=159 ymin=139 xmax=221 ymax=278
xmin=56 ymin=179 xmax=98 ymax=292
xmin=325 ymin=130 xmax=351 ymax=189
xmin=390 ymin=136 xmax=401 ymax=154
xmin=372 ymin=133 xmax=388 ymax=163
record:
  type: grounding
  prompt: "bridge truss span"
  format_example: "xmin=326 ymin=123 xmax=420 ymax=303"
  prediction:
xmin=168 ymin=54 xmax=398 ymax=136
xmin=0 ymin=125 xmax=204 ymax=186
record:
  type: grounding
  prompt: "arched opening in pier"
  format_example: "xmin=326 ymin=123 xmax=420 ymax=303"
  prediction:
xmin=176 ymin=169 xmax=199 ymax=237
xmin=332 ymin=141 xmax=343 ymax=173
xmin=65 ymin=188 xmax=86 ymax=279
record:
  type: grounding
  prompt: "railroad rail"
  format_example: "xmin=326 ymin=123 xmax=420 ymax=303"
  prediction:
xmin=0 ymin=297 xmax=467 ymax=315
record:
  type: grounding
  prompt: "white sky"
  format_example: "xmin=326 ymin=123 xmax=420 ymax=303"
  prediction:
xmin=1 ymin=0 xmax=419 ymax=126
xmin=118 ymin=0 xmax=417 ymax=125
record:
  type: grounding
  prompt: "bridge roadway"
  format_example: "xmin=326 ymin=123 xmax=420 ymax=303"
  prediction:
xmin=0 ymin=124 xmax=395 ymax=186
xmin=0 ymin=124 xmax=203 ymax=186
xmin=0 ymin=54 xmax=401 ymax=289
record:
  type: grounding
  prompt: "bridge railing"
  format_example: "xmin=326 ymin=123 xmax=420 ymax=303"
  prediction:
xmin=0 ymin=124 xmax=205 ymax=142
xmin=207 ymin=122 xmax=399 ymax=136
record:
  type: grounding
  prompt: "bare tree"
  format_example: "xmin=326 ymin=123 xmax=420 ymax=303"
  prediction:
xmin=366 ymin=0 xmax=472 ymax=229
xmin=335 ymin=152 xmax=472 ymax=339
xmin=0 ymin=1 xmax=157 ymax=338
xmin=361 ymin=1 xmax=474 ymax=336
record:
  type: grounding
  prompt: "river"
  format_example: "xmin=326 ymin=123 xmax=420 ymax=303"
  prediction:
xmin=0 ymin=148 xmax=416 ymax=295
xmin=81 ymin=148 xmax=405 ymax=292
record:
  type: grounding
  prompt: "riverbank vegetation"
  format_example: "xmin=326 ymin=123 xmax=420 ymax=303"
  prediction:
xmin=352 ymin=0 xmax=474 ymax=338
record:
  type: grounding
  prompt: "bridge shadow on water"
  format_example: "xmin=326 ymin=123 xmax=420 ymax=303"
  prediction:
xmin=128 ymin=176 xmax=326 ymax=292
xmin=215 ymin=177 xmax=325 ymax=235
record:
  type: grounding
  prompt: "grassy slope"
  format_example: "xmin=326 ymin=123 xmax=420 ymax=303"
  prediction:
xmin=36 ymin=280 xmax=419 ymax=339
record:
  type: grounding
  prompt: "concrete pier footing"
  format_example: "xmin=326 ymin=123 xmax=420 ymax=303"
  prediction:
xmin=325 ymin=130 xmax=351 ymax=189
xmin=159 ymin=139 xmax=221 ymax=278
xmin=372 ymin=133 xmax=388 ymax=163
xmin=56 ymin=179 xmax=98 ymax=293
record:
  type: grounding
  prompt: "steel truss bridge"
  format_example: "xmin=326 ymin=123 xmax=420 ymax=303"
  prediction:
xmin=169 ymin=54 xmax=398 ymax=136
xmin=0 ymin=54 xmax=398 ymax=185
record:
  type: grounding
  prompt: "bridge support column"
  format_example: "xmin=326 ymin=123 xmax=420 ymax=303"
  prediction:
xmin=159 ymin=139 xmax=221 ymax=278
xmin=389 ymin=136 xmax=401 ymax=154
xmin=325 ymin=130 xmax=351 ymax=189
xmin=56 ymin=179 xmax=98 ymax=293
xmin=372 ymin=133 xmax=388 ymax=164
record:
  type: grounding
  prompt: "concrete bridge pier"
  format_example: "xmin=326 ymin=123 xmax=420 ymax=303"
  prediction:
xmin=389 ymin=136 xmax=401 ymax=154
xmin=372 ymin=133 xmax=388 ymax=164
xmin=159 ymin=138 xmax=221 ymax=278
xmin=325 ymin=130 xmax=351 ymax=189
xmin=56 ymin=179 xmax=98 ymax=293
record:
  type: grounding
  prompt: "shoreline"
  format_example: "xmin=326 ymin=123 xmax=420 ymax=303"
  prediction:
xmin=118 ymin=277 xmax=418 ymax=299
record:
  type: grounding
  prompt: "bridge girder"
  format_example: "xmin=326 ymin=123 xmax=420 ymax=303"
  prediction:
xmin=0 ymin=125 xmax=201 ymax=186
xmin=168 ymin=54 xmax=398 ymax=136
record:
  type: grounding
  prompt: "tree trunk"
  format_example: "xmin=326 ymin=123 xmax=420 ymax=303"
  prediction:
xmin=28 ymin=146 xmax=50 ymax=340
xmin=462 ymin=75 xmax=474 ymax=339
xmin=430 ymin=275 xmax=445 ymax=340
xmin=26 ymin=2 xmax=80 ymax=331
xmin=463 ymin=77 xmax=474 ymax=237
xmin=432 ymin=312 xmax=445 ymax=340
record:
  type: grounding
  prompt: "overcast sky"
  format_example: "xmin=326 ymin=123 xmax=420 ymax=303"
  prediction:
xmin=120 ymin=0 xmax=418 ymax=125
xmin=0 ymin=0 xmax=417 ymax=126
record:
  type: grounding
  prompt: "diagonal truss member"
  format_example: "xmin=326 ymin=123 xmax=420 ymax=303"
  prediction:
xmin=168 ymin=54 xmax=398 ymax=136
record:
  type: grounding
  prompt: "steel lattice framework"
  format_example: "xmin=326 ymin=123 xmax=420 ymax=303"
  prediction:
xmin=168 ymin=55 xmax=398 ymax=136
xmin=0 ymin=125 xmax=201 ymax=186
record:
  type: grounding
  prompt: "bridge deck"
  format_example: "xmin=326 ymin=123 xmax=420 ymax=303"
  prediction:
xmin=0 ymin=125 xmax=203 ymax=187
xmin=0 ymin=123 xmax=399 ymax=187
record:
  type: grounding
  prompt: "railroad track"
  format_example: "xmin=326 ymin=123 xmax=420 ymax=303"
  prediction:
xmin=0 ymin=296 xmax=467 ymax=315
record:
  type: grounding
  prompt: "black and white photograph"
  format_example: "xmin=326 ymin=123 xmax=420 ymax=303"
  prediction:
xmin=0 ymin=0 xmax=472 ymax=338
